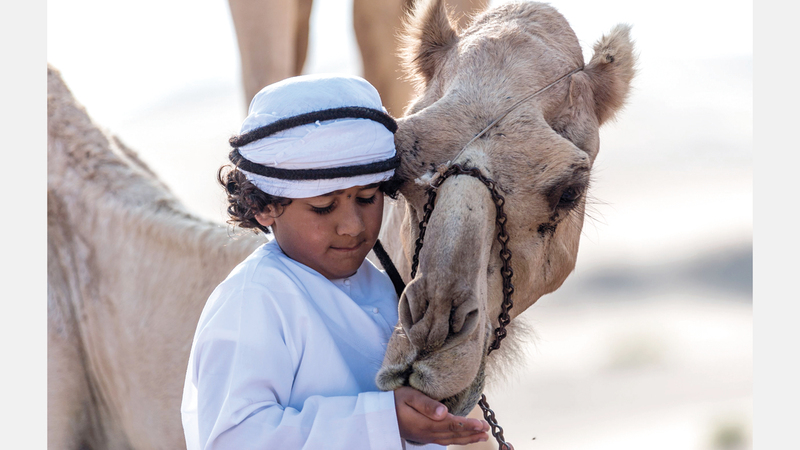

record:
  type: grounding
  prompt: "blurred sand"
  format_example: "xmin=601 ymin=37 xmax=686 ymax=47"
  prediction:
xmin=47 ymin=0 xmax=752 ymax=448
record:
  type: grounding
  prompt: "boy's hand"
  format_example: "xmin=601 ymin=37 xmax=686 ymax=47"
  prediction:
xmin=394 ymin=386 xmax=490 ymax=446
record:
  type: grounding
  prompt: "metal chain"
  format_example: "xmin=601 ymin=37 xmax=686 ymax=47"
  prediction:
xmin=479 ymin=394 xmax=512 ymax=450
xmin=408 ymin=163 xmax=516 ymax=449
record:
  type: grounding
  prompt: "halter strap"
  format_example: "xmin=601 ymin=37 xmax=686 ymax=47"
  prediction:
xmin=446 ymin=67 xmax=583 ymax=170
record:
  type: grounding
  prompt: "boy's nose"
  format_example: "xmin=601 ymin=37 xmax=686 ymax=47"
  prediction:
xmin=336 ymin=200 xmax=365 ymax=236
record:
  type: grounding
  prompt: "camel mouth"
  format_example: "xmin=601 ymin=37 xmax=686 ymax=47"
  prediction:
xmin=376 ymin=328 xmax=491 ymax=417
xmin=376 ymin=353 xmax=487 ymax=417
xmin=437 ymin=354 xmax=487 ymax=417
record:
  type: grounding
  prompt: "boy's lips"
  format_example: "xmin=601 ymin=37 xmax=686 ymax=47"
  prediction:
xmin=330 ymin=241 xmax=364 ymax=252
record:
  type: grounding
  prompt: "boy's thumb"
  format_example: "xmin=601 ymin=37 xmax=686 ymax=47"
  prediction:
xmin=409 ymin=392 xmax=448 ymax=420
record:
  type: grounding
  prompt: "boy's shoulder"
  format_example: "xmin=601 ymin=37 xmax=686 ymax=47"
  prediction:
xmin=199 ymin=240 xmax=315 ymax=323
xmin=222 ymin=239 xmax=305 ymax=293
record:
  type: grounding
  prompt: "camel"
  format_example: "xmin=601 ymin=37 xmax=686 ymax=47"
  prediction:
xmin=47 ymin=0 xmax=635 ymax=448
xmin=47 ymin=65 xmax=266 ymax=449
xmin=373 ymin=0 xmax=636 ymax=421
xmin=227 ymin=0 xmax=489 ymax=116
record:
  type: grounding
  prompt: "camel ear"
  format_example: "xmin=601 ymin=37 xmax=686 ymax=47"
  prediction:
xmin=584 ymin=24 xmax=637 ymax=125
xmin=401 ymin=0 xmax=459 ymax=85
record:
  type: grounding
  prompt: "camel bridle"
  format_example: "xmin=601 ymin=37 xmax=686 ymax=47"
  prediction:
xmin=410 ymin=164 xmax=516 ymax=449
xmin=373 ymin=66 xmax=583 ymax=449
xmin=410 ymin=164 xmax=515 ymax=353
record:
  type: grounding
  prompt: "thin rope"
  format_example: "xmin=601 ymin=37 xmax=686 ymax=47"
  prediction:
xmin=445 ymin=67 xmax=583 ymax=170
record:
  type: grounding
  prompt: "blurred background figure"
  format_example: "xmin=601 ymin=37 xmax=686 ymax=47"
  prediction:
xmin=228 ymin=0 xmax=488 ymax=115
xmin=47 ymin=0 xmax=751 ymax=448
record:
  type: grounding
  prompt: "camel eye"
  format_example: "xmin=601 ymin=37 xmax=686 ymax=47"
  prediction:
xmin=558 ymin=186 xmax=582 ymax=207
xmin=545 ymin=179 xmax=588 ymax=212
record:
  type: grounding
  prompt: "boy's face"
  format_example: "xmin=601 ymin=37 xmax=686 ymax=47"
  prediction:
xmin=255 ymin=184 xmax=384 ymax=280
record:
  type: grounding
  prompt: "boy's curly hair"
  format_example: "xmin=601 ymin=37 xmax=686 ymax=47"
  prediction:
xmin=218 ymin=165 xmax=292 ymax=234
xmin=218 ymin=165 xmax=403 ymax=234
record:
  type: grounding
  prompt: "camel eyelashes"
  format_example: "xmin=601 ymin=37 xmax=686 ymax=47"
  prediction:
xmin=559 ymin=186 xmax=582 ymax=205
xmin=550 ymin=185 xmax=584 ymax=212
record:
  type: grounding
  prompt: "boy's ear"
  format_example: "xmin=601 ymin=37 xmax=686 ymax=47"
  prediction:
xmin=255 ymin=209 xmax=276 ymax=228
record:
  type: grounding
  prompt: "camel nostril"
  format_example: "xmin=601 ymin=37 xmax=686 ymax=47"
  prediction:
xmin=400 ymin=284 xmax=430 ymax=327
xmin=450 ymin=306 xmax=479 ymax=335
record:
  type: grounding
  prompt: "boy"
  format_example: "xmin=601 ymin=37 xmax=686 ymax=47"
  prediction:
xmin=181 ymin=74 xmax=490 ymax=449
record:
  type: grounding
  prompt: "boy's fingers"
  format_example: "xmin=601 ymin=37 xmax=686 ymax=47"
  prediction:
xmin=441 ymin=416 xmax=488 ymax=433
xmin=469 ymin=418 xmax=490 ymax=432
xmin=422 ymin=416 xmax=488 ymax=436
xmin=405 ymin=390 xmax=447 ymax=420
xmin=430 ymin=429 xmax=490 ymax=440
xmin=433 ymin=432 xmax=490 ymax=446
xmin=446 ymin=418 xmax=471 ymax=432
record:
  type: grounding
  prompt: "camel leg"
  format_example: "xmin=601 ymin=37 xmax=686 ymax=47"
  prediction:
xmin=228 ymin=0 xmax=299 ymax=106
xmin=353 ymin=0 xmax=415 ymax=117
xmin=294 ymin=0 xmax=313 ymax=76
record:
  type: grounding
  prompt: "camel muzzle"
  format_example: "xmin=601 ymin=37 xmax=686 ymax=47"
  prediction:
xmin=398 ymin=278 xmax=482 ymax=354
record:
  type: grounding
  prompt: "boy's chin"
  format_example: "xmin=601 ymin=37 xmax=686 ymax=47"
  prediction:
xmin=324 ymin=267 xmax=359 ymax=280
xmin=318 ymin=256 xmax=364 ymax=280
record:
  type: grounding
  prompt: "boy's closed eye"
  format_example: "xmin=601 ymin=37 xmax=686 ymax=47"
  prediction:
xmin=308 ymin=188 xmax=380 ymax=215
xmin=310 ymin=203 xmax=336 ymax=215
xmin=356 ymin=185 xmax=381 ymax=204
xmin=356 ymin=194 xmax=377 ymax=205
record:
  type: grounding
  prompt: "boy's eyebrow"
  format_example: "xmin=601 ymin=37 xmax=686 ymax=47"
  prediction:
xmin=319 ymin=183 xmax=381 ymax=197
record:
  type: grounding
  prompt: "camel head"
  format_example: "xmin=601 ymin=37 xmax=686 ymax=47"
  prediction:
xmin=376 ymin=0 xmax=636 ymax=415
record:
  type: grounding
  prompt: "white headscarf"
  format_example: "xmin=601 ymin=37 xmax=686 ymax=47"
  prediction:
xmin=232 ymin=74 xmax=398 ymax=198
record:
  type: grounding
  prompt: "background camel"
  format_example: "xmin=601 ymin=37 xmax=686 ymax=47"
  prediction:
xmin=47 ymin=65 xmax=264 ymax=449
xmin=228 ymin=0 xmax=488 ymax=116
